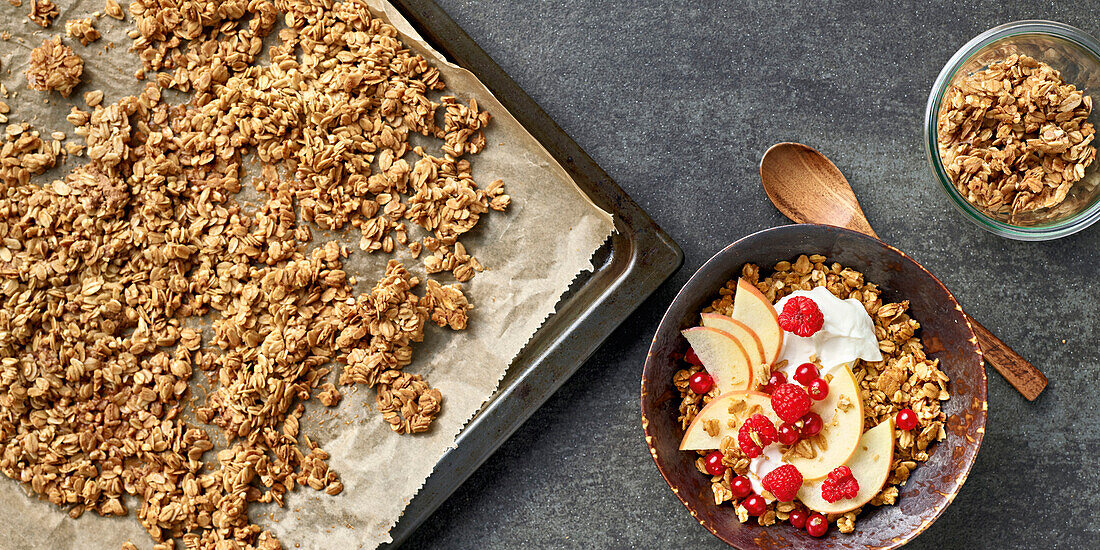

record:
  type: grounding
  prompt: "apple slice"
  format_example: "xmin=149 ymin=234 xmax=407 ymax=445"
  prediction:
xmin=730 ymin=279 xmax=782 ymax=368
xmin=797 ymin=418 xmax=895 ymax=514
xmin=785 ymin=365 xmax=865 ymax=480
xmin=681 ymin=327 xmax=753 ymax=395
xmin=700 ymin=313 xmax=766 ymax=366
xmin=680 ymin=391 xmax=779 ymax=450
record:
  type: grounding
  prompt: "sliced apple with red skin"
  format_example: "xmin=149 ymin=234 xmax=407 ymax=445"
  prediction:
xmin=786 ymin=364 xmax=865 ymax=480
xmin=730 ymin=279 xmax=782 ymax=368
xmin=700 ymin=313 xmax=766 ymax=366
xmin=797 ymin=418 xmax=895 ymax=514
xmin=680 ymin=391 xmax=780 ymax=450
xmin=681 ymin=327 xmax=753 ymax=395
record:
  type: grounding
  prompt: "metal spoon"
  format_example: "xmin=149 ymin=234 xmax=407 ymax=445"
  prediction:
xmin=760 ymin=142 xmax=1047 ymax=401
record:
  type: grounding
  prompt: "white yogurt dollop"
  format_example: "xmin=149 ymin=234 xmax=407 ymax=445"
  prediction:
xmin=747 ymin=444 xmax=784 ymax=497
xmin=773 ymin=286 xmax=882 ymax=379
xmin=746 ymin=286 xmax=882 ymax=498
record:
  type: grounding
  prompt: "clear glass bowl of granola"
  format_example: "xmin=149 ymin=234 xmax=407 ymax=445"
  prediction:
xmin=924 ymin=20 xmax=1100 ymax=240
xmin=641 ymin=225 xmax=986 ymax=548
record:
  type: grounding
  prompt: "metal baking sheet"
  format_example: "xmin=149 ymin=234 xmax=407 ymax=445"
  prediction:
xmin=379 ymin=0 xmax=683 ymax=546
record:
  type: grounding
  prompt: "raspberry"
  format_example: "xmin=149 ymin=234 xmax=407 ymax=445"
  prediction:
xmin=770 ymin=383 xmax=812 ymax=423
xmin=761 ymin=464 xmax=803 ymax=502
xmin=737 ymin=413 xmax=778 ymax=458
xmin=778 ymin=296 xmax=824 ymax=337
xmin=821 ymin=465 xmax=859 ymax=503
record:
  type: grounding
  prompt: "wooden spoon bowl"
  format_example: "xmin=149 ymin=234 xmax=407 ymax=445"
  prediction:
xmin=641 ymin=224 xmax=986 ymax=549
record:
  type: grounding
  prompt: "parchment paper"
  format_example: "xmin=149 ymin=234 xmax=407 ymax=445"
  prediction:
xmin=0 ymin=1 xmax=615 ymax=548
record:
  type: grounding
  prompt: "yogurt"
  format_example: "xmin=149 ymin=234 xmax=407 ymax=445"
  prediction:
xmin=773 ymin=286 xmax=882 ymax=379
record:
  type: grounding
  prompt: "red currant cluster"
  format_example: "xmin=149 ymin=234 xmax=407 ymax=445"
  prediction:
xmin=699 ymin=454 xmax=776 ymax=523
xmin=762 ymin=363 xmax=830 ymax=445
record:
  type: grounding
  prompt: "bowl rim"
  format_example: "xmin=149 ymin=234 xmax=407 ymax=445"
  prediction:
xmin=641 ymin=224 xmax=987 ymax=549
xmin=923 ymin=19 xmax=1100 ymax=241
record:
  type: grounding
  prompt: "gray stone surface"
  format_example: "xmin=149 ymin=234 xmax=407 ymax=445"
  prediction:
xmin=403 ymin=1 xmax=1100 ymax=548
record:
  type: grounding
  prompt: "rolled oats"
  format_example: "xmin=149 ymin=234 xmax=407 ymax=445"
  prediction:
xmin=0 ymin=1 xmax=512 ymax=549
xmin=938 ymin=55 xmax=1096 ymax=215
xmin=25 ymin=37 xmax=84 ymax=98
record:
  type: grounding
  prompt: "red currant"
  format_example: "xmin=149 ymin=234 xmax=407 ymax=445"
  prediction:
xmin=806 ymin=513 xmax=828 ymax=537
xmin=763 ymin=371 xmax=786 ymax=393
xmin=689 ymin=371 xmax=714 ymax=394
xmin=896 ymin=408 xmax=918 ymax=431
xmin=703 ymin=451 xmax=726 ymax=476
xmin=788 ymin=508 xmax=808 ymax=529
xmin=742 ymin=494 xmax=767 ymax=516
xmin=807 ymin=377 xmax=829 ymax=401
xmin=777 ymin=422 xmax=800 ymax=445
xmin=684 ymin=348 xmax=703 ymax=366
xmin=800 ymin=412 xmax=823 ymax=438
xmin=793 ymin=363 xmax=819 ymax=385
xmin=730 ymin=475 xmax=752 ymax=498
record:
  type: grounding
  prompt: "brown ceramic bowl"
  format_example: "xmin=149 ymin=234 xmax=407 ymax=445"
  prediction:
xmin=641 ymin=224 xmax=986 ymax=549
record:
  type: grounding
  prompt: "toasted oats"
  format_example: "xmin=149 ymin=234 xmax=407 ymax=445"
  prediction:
xmin=938 ymin=55 xmax=1096 ymax=216
xmin=25 ymin=37 xmax=84 ymax=97
xmin=104 ymin=0 xmax=124 ymax=19
xmin=65 ymin=17 xmax=102 ymax=46
xmin=0 ymin=2 xmax=513 ymax=548
xmin=27 ymin=0 xmax=58 ymax=27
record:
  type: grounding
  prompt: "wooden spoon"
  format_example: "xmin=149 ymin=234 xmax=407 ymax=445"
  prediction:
xmin=759 ymin=142 xmax=1047 ymax=401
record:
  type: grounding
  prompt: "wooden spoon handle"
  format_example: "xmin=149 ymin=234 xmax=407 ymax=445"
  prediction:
xmin=965 ymin=314 xmax=1046 ymax=401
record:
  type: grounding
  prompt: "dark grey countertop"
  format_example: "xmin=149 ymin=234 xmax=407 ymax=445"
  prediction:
xmin=405 ymin=2 xmax=1100 ymax=548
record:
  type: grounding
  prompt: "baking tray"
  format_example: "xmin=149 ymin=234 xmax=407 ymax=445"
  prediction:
xmin=379 ymin=0 xmax=683 ymax=546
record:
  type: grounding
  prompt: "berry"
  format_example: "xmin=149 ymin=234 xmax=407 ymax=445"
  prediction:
xmin=800 ymin=412 xmax=823 ymax=437
xmin=730 ymin=475 xmax=753 ymax=498
xmin=807 ymin=378 xmax=829 ymax=401
xmin=896 ymin=408 xmax=918 ymax=431
xmin=770 ymin=383 xmax=812 ymax=423
xmin=778 ymin=296 xmax=824 ymax=337
xmin=737 ymin=413 xmax=778 ymax=458
xmin=684 ymin=348 xmax=703 ymax=366
xmin=793 ymin=362 xmax=819 ymax=385
xmin=703 ymin=451 xmax=726 ymax=476
xmin=777 ymin=422 xmax=800 ymax=445
xmin=821 ymin=465 xmax=859 ymax=503
xmin=761 ymin=464 xmax=803 ymax=502
xmin=763 ymin=371 xmax=787 ymax=393
xmin=788 ymin=508 xmax=808 ymax=529
xmin=806 ymin=513 xmax=828 ymax=537
xmin=689 ymin=371 xmax=714 ymax=394
xmin=742 ymin=494 xmax=767 ymax=516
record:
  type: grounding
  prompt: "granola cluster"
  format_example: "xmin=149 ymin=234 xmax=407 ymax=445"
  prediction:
xmin=24 ymin=36 xmax=84 ymax=98
xmin=27 ymin=0 xmax=59 ymax=28
xmin=65 ymin=17 xmax=102 ymax=46
xmin=938 ymin=54 xmax=1096 ymax=216
xmin=0 ymin=1 xmax=509 ymax=549
xmin=674 ymin=255 xmax=950 ymax=532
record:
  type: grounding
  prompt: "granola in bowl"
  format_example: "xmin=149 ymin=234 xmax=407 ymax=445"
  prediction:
xmin=672 ymin=254 xmax=950 ymax=538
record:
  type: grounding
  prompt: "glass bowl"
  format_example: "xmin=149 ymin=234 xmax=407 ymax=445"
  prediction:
xmin=924 ymin=20 xmax=1100 ymax=240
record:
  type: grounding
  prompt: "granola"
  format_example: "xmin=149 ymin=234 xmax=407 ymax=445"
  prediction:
xmin=25 ymin=37 xmax=84 ymax=97
xmin=673 ymin=254 xmax=950 ymax=534
xmin=0 ymin=1 xmax=512 ymax=549
xmin=938 ymin=54 xmax=1096 ymax=216
xmin=66 ymin=17 xmax=102 ymax=46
